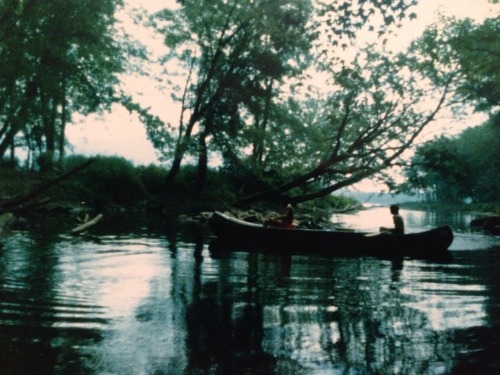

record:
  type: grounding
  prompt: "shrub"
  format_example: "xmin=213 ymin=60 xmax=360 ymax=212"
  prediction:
xmin=0 ymin=157 xmax=19 ymax=169
xmin=136 ymin=164 xmax=168 ymax=196
xmin=62 ymin=155 xmax=148 ymax=209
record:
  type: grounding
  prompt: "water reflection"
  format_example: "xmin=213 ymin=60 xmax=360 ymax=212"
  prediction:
xmin=331 ymin=205 xmax=478 ymax=233
xmin=1 ymin=209 xmax=499 ymax=374
xmin=400 ymin=261 xmax=488 ymax=331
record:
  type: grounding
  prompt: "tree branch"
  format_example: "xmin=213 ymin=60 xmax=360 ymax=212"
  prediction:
xmin=0 ymin=158 xmax=98 ymax=212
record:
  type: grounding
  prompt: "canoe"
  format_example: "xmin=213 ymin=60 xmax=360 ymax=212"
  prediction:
xmin=208 ymin=211 xmax=453 ymax=259
xmin=470 ymin=216 xmax=500 ymax=236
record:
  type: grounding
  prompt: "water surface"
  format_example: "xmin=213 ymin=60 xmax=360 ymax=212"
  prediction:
xmin=1 ymin=207 xmax=499 ymax=374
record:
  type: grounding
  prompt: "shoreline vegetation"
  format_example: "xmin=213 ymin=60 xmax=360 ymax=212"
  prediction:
xmin=1 ymin=155 xmax=498 ymax=235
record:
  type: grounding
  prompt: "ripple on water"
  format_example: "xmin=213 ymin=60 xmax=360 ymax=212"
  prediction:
xmin=0 ymin=233 xmax=170 ymax=346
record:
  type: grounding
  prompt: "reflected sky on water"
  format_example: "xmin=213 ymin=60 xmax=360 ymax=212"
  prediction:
xmin=1 ymin=208 xmax=500 ymax=374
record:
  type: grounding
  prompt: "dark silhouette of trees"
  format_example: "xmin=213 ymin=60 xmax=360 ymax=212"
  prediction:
xmin=0 ymin=0 xmax=124 ymax=168
xmin=404 ymin=120 xmax=500 ymax=203
xmin=149 ymin=0 xmax=426 ymax=197
xmin=402 ymin=15 xmax=499 ymax=203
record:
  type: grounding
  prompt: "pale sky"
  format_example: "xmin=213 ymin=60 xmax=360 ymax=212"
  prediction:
xmin=66 ymin=0 xmax=499 ymax=168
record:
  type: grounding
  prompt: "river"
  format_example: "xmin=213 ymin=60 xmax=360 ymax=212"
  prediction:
xmin=1 ymin=207 xmax=499 ymax=374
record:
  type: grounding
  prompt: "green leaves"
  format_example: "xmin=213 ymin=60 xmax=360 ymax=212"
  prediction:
xmin=149 ymin=0 xmax=316 ymax=186
xmin=405 ymin=120 xmax=500 ymax=202
xmin=0 ymin=0 xmax=124 ymax=165
xmin=412 ymin=15 xmax=500 ymax=113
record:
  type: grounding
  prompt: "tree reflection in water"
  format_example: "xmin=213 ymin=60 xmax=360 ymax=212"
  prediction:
xmin=0 ymin=232 xmax=105 ymax=375
xmin=182 ymin=247 xmax=498 ymax=374
xmin=1 ymin=215 xmax=500 ymax=374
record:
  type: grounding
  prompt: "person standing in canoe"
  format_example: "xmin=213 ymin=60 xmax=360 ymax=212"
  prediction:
xmin=264 ymin=204 xmax=295 ymax=228
xmin=380 ymin=204 xmax=405 ymax=234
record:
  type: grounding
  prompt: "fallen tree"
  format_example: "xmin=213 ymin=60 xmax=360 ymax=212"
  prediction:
xmin=71 ymin=213 xmax=104 ymax=234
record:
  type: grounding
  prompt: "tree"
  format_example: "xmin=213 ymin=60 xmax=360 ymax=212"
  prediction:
xmin=403 ymin=120 xmax=500 ymax=203
xmin=236 ymin=43 xmax=455 ymax=205
xmin=0 ymin=0 xmax=124 ymax=167
xmin=401 ymin=15 xmax=500 ymax=203
xmin=402 ymin=137 xmax=470 ymax=202
xmin=148 ymin=0 xmax=422 ymax=193
xmin=413 ymin=16 xmax=499 ymax=117
xmin=151 ymin=0 xmax=315 ymax=190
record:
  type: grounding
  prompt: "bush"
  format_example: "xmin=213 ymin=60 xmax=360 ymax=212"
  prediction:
xmin=195 ymin=169 xmax=236 ymax=210
xmin=160 ymin=166 xmax=235 ymax=210
xmin=62 ymin=155 xmax=148 ymax=209
xmin=0 ymin=157 xmax=19 ymax=169
xmin=136 ymin=164 xmax=168 ymax=196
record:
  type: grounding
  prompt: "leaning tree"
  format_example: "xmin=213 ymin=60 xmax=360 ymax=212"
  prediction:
xmin=236 ymin=43 xmax=456 ymax=205
xmin=143 ymin=0 xmax=421 ymax=192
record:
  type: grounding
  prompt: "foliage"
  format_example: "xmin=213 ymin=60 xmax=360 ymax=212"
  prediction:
xmin=400 ymin=15 xmax=499 ymax=204
xmin=402 ymin=119 xmax=500 ymax=203
xmin=315 ymin=0 xmax=418 ymax=41
xmin=237 ymin=43 xmax=455 ymax=205
xmin=0 ymin=145 xmax=364 ymax=213
xmin=136 ymin=163 xmax=168 ymax=197
xmin=402 ymin=137 xmax=470 ymax=202
xmin=145 ymin=0 xmax=421 ymax=195
xmin=450 ymin=16 xmax=500 ymax=112
xmin=61 ymin=155 xmax=148 ymax=209
xmin=149 ymin=0 xmax=316 ymax=188
xmin=0 ymin=0 xmax=125 ymax=166
xmin=313 ymin=0 xmax=418 ymax=64
xmin=412 ymin=16 xmax=499 ymax=115
xmin=0 ymin=156 xmax=19 ymax=169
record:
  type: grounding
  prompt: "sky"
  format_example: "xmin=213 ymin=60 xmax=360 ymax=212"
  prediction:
xmin=65 ymin=0 xmax=499 ymax=175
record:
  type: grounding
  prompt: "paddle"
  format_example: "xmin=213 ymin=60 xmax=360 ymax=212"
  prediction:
xmin=365 ymin=228 xmax=393 ymax=237
xmin=364 ymin=232 xmax=382 ymax=237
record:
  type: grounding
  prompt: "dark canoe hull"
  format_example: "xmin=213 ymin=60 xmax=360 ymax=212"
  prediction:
xmin=208 ymin=211 xmax=453 ymax=259
xmin=470 ymin=216 xmax=500 ymax=236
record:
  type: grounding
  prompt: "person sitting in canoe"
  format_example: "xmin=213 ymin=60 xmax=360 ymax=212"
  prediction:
xmin=264 ymin=204 xmax=295 ymax=228
xmin=380 ymin=204 xmax=405 ymax=234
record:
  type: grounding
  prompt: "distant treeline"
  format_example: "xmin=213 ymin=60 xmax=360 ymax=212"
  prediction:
xmin=402 ymin=117 xmax=500 ymax=205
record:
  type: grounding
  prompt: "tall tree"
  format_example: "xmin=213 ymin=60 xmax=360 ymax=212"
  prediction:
xmin=0 ymin=0 xmax=124 ymax=167
xmin=402 ymin=15 xmax=500 ymax=202
xmin=152 ymin=0 xmax=314 ymax=189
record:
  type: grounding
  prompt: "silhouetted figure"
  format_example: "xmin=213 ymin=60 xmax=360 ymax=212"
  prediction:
xmin=380 ymin=204 xmax=404 ymax=234
xmin=264 ymin=204 xmax=295 ymax=228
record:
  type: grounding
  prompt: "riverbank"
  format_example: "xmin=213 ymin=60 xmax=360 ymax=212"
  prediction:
xmin=1 ymin=164 xmax=498 ymax=234
xmin=0 ymin=164 xmax=358 ymax=233
xmin=400 ymin=200 xmax=500 ymax=217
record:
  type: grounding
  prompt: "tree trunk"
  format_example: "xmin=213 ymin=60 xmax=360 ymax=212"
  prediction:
xmin=165 ymin=111 xmax=200 ymax=186
xmin=0 ymin=126 xmax=16 ymax=160
xmin=58 ymin=93 xmax=67 ymax=164
xmin=195 ymin=133 xmax=208 ymax=192
xmin=258 ymin=80 xmax=273 ymax=166
xmin=9 ymin=138 xmax=15 ymax=164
